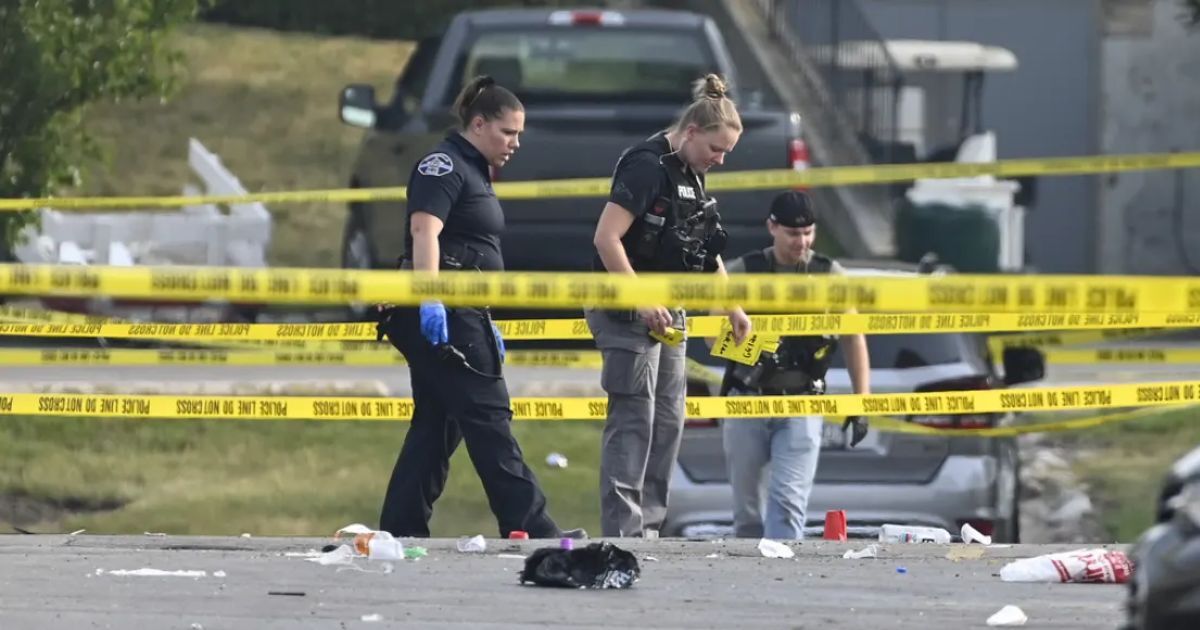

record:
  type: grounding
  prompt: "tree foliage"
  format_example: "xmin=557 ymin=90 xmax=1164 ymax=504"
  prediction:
xmin=0 ymin=0 xmax=198 ymax=253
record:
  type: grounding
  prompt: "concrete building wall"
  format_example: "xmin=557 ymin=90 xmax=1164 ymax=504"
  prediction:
xmin=1097 ymin=0 xmax=1200 ymax=275
xmin=857 ymin=0 xmax=1103 ymax=273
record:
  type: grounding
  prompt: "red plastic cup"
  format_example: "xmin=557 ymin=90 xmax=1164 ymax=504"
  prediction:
xmin=823 ymin=510 xmax=848 ymax=542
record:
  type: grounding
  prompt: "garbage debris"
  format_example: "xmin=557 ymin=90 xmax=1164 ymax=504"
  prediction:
xmin=69 ymin=529 xmax=86 ymax=536
xmin=404 ymin=547 xmax=428 ymax=560
xmin=361 ymin=614 xmax=383 ymax=623
xmin=999 ymin=548 xmax=1133 ymax=583
xmin=333 ymin=523 xmax=404 ymax=561
xmin=560 ymin=538 xmax=574 ymax=551
xmin=519 ymin=542 xmax=640 ymax=589
xmin=705 ymin=553 xmax=722 ymax=559
xmin=757 ymin=539 xmax=795 ymax=559
xmin=143 ymin=532 xmax=168 ymax=537
xmin=545 ymin=453 xmax=569 ymax=469
xmin=308 ymin=545 xmax=356 ymax=566
xmin=842 ymin=544 xmax=879 ymax=560
xmin=961 ymin=522 xmax=993 ymax=545
xmin=509 ymin=530 xmax=529 ymax=540
xmin=497 ymin=553 xmax=528 ymax=560
xmin=896 ymin=566 xmax=908 ymax=574
xmin=240 ymin=533 xmax=252 ymax=538
xmin=268 ymin=591 xmax=306 ymax=597
xmin=98 ymin=568 xmax=208 ymax=578
xmin=457 ymin=535 xmax=487 ymax=553
xmin=878 ymin=524 xmax=952 ymax=544
xmin=643 ymin=556 xmax=659 ymax=562
xmin=823 ymin=509 xmax=848 ymax=541
xmin=213 ymin=571 xmax=226 ymax=578
xmin=986 ymin=605 xmax=1029 ymax=626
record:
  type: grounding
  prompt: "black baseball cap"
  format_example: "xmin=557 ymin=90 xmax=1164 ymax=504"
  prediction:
xmin=768 ymin=191 xmax=817 ymax=228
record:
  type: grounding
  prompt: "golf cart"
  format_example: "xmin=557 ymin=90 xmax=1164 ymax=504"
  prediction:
xmin=834 ymin=39 xmax=1030 ymax=272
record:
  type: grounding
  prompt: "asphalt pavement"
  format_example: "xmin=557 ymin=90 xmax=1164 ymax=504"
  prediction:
xmin=0 ymin=535 xmax=1127 ymax=629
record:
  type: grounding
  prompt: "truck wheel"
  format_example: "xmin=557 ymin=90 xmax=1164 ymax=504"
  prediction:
xmin=342 ymin=206 xmax=377 ymax=270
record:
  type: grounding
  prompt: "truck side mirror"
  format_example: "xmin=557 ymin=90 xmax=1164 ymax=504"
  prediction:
xmin=339 ymin=84 xmax=379 ymax=129
xmin=1002 ymin=347 xmax=1045 ymax=386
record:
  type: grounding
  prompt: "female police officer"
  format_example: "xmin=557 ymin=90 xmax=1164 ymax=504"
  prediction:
xmin=587 ymin=74 xmax=753 ymax=537
xmin=378 ymin=76 xmax=570 ymax=540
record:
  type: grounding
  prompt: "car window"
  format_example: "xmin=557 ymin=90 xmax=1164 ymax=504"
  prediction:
xmin=829 ymin=333 xmax=966 ymax=369
xmin=457 ymin=28 xmax=715 ymax=105
xmin=399 ymin=36 xmax=441 ymax=102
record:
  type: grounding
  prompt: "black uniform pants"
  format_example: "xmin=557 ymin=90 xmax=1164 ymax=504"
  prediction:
xmin=378 ymin=306 xmax=560 ymax=538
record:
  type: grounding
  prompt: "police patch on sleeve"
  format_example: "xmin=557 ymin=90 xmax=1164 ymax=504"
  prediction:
xmin=417 ymin=153 xmax=454 ymax=177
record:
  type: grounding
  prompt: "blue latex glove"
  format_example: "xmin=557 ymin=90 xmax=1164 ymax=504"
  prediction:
xmin=418 ymin=302 xmax=448 ymax=346
xmin=491 ymin=321 xmax=506 ymax=363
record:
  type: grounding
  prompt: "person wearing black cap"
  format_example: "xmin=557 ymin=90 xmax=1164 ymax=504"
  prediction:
xmin=720 ymin=190 xmax=872 ymax=540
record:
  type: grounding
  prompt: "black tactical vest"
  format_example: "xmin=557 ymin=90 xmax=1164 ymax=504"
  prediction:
xmin=722 ymin=248 xmax=840 ymax=394
xmin=619 ymin=137 xmax=726 ymax=273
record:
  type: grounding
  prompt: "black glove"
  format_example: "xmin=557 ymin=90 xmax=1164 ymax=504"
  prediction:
xmin=842 ymin=415 xmax=869 ymax=448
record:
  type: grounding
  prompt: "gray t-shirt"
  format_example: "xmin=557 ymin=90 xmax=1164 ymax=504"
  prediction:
xmin=725 ymin=247 xmax=845 ymax=275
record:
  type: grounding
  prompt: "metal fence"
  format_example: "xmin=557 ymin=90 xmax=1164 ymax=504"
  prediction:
xmin=759 ymin=0 xmax=906 ymax=164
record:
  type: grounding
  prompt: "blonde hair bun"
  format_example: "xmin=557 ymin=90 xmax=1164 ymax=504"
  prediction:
xmin=693 ymin=73 xmax=729 ymax=100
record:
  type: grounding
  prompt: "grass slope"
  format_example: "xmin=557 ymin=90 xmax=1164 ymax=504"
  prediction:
xmin=71 ymin=23 xmax=412 ymax=269
xmin=0 ymin=415 xmax=602 ymax=537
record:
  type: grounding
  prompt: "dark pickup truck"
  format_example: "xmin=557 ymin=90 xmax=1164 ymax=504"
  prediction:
xmin=336 ymin=7 xmax=806 ymax=273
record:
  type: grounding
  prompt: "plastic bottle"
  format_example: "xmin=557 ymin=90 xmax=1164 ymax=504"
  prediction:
xmin=877 ymin=524 xmax=952 ymax=544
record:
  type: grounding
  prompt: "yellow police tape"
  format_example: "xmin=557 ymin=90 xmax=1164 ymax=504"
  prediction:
xmin=3 ymin=380 xmax=1199 ymax=422
xmin=987 ymin=327 xmax=1171 ymax=354
xmin=866 ymin=404 xmax=1198 ymax=438
xmin=0 ymin=347 xmax=605 ymax=368
xmin=2 ymin=309 xmax=1195 ymax=344
xmin=4 ymin=305 xmax=1195 ymax=370
xmin=12 ymin=343 xmax=1200 ymax=369
xmin=1 ymin=151 xmax=1197 ymax=211
xmin=1041 ymin=347 xmax=1200 ymax=365
xmin=6 ymin=264 xmax=1200 ymax=313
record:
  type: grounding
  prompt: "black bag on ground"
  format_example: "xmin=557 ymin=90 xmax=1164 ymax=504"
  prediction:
xmin=518 ymin=542 xmax=640 ymax=589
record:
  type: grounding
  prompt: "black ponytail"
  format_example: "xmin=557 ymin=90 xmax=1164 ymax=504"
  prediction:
xmin=453 ymin=75 xmax=523 ymax=129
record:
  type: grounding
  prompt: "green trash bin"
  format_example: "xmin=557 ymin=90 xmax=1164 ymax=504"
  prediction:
xmin=895 ymin=199 xmax=1001 ymax=273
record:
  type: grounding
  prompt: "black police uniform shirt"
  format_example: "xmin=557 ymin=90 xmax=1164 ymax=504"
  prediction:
xmin=404 ymin=132 xmax=505 ymax=271
xmin=599 ymin=131 xmax=706 ymax=271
